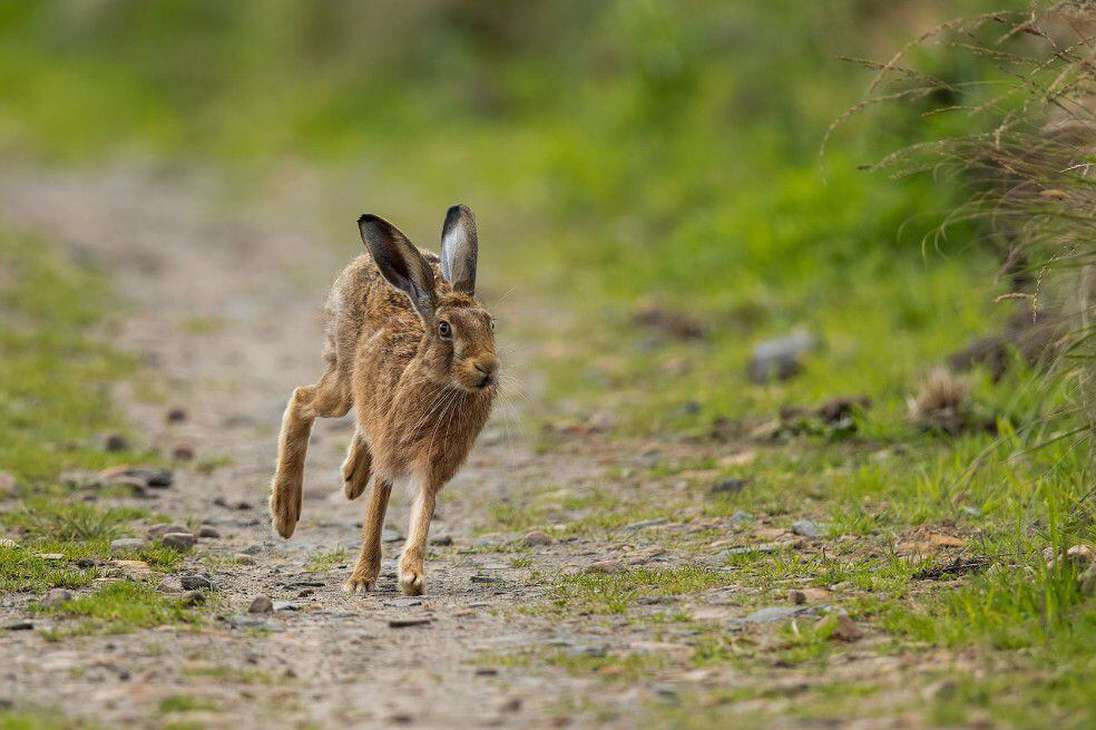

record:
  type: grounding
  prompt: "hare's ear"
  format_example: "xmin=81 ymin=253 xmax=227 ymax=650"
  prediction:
xmin=440 ymin=204 xmax=478 ymax=296
xmin=358 ymin=213 xmax=437 ymax=322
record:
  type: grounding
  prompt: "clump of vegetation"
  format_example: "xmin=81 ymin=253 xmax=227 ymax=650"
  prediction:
xmin=39 ymin=581 xmax=198 ymax=637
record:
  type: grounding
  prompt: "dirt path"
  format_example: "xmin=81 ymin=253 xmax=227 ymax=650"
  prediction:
xmin=0 ymin=166 xmax=655 ymax=728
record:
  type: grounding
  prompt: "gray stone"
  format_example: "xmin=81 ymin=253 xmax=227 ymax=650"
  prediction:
xmin=791 ymin=520 xmax=823 ymax=538
xmin=110 ymin=538 xmax=145 ymax=553
xmin=180 ymin=590 xmax=206 ymax=607
xmin=710 ymin=479 xmax=747 ymax=496
xmin=624 ymin=518 xmax=668 ymax=531
xmin=102 ymin=433 xmax=130 ymax=452
xmin=430 ymin=535 xmax=453 ymax=546
xmin=240 ymin=544 xmax=263 ymax=555
xmin=522 ymin=530 xmax=553 ymax=547
xmin=721 ymin=542 xmax=780 ymax=558
xmin=273 ymin=601 xmax=300 ymax=612
xmin=729 ymin=511 xmax=754 ymax=526
xmin=248 ymin=596 xmax=274 ymax=614
xmin=235 ymin=554 xmax=257 ymax=565
xmin=747 ymin=331 xmax=818 ymax=383
xmin=41 ymin=588 xmax=73 ymax=607
xmin=738 ymin=605 xmax=819 ymax=624
xmin=382 ymin=528 xmax=404 ymax=543
xmin=147 ymin=523 xmax=189 ymax=539
xmin=180 ymin=574 xmax=213 ymax=591
xmin=197 ymin=526 xmax=221 ymax=539
xmin=4 ymin=620 xmax=34 ymax=631
xmin=161 ymin=532 xmax=196 ymax=550
xmin=585 ymin=560 xmax=624 ymax=575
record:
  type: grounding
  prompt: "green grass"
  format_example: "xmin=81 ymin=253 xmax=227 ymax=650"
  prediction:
xmin=305 ymin=547 xmax=349 ymax=573
xmin=542 ymin=566 xmax=734 ymax=617
xmin=158 ymin=695 xmax=220 ymax=715
xmin=40 ymin=581 xmax=199 ymax=637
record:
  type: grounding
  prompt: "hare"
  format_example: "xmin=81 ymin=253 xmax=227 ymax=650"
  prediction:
xmin=268 ymin=205 xmax=497 ymax=596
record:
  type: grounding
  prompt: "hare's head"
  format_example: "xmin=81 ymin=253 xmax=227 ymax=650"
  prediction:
xmin=358 ymin=205 xmax=498 ymax=393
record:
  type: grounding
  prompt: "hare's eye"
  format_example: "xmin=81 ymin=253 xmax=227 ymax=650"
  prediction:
xmin=438 ymin=321 xmax=452 ymax=338
xmin=489 ymin=319 xmax=495 ymax=331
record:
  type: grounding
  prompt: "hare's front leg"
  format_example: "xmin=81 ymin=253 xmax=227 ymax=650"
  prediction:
xmin=398 ymin=480 xmax=439 ymax=596
xmin=344 ymin=479 xmax=392 ymax=593
xmin=269 ymin=369 xmax=349 ymax=538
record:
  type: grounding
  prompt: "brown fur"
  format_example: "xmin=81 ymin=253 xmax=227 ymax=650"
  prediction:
xmin=269 ymin=208 xmax=496 ymax=596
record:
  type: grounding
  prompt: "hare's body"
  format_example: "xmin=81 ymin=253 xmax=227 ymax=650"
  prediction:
xmin=269 ymin=207 xmax=496 ymax=595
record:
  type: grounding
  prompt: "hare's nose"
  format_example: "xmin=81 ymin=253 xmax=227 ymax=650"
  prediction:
xmin=474 ymin=357 xmax=498 ymax=387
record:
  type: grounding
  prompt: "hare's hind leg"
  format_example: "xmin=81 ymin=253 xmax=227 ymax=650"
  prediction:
xmin=341 ymin=430 xmax=372 ymax=501
xmin=344 ymin=478 xmax=392 ymax=593
xmin=269 ymin=368 xmax=349 ymax=539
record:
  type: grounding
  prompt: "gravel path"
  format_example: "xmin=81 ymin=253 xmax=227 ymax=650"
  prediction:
xmin=0 ymin=166 xmax=637 ymax=729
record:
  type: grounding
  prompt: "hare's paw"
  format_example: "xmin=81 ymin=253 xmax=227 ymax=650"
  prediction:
xmin=269 ymin=475 xmax=302 ymax=539
xmin=343 ymin=575 xmax=376 ymax=594
xmin=398 ymin=564 xmax=425 ymax=596
xmin=344 ymin=557 xmax=380 ymax=595
xmin=342 ymin=456 xmax=370 ymax=501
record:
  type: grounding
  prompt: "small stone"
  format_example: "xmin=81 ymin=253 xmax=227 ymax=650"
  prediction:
xmin=197 ymin=526 xmax=221 ymax=539
xmin=500 ymin=697 xmax=522 ymax=713
xmin=158 ymin=577 xmax=184 ymax=594
xmin=75 ymin=557 xmax=96 ymax=568
xmin=180 ymin=590 xmax=205 ymax=606
xmin=791 ymin=520 xmax=823 ymax=538
xmin=147 ymin=523 xmax=189 ymax=539
xmin=161 ymin=533 xmax=196 ymax=550
xmin=747 ymin=331 xmax=818 ymax=383
xmin=523 ymin=530 xmax=553 ymax=547
xmin=248 ymin=596 xmax=274 ymax=614
xmin=235 ymin=554 xmax=257 ymax=565
xmin=1079 ymin=564 xmax=1096 ymax=596
xmin=728 ymin=510 xmax=754 ymax=526
xmin=36 ymin=553 xmax=65 ymax=561
xmin=240 ymin=544 xmax=263 ymax=555
xmin=0 ymin=538 xmax=18 ymax=548
xmin=788 ymin=589 xmax=807 ymax=605
xmin=430 ymin=535 xmax=453 ymax=546
xmin=60 ymin=470 xmax=102 ymax=489
xmin=710 ymin=479 xmax=748 ymax=496
xmin=475 ymin=667 xmax=499 ymax=676
xmin=180 ymin=574 xmax=213 ymax=591
xmin=273 ymin=601 xmax=300 ymax=612
xmin=234 ymin=501 xmax=253 ymax=511
xmin=1066 ymin=544 xmax=1094 ymax=566
xmin=388 ymin=618 xmax=432 ymax=628
xmin=166 ymin=408 xmax=188 ymax=423
xmin=821 ymin=613 xmax=864 ymax=642
xmin=382 ymin=528 xmax=404 ymax=543
xmin=0 ymin=471 xmax=16 ymax=495
xmin=102 ymin=433 xmax=129 ymax=452
xmin=623 ymin=518 xmax=667 ymax=531
xmin=110 ymin=537 xmax=145 ymax=553
xmin=741 ymin=606 xmax=811 ymax=624
xmin=172 ymin=444 xmax=196 ymax=461
xmin=109 ymin=560 xmax=151 ymax=579
xmin=4 ymin=620 xmax=34 ymax=631
xmin=585 ymin=560 xmax=623 ymax=575
xmin=41 ymin=588 xmax=73 ymax=607
xmin=471 ymin=575 xmax=498 ymax=584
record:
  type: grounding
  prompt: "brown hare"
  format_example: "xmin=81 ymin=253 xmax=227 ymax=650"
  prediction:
xmin=268 ymin=205 xmax=497 ymax=596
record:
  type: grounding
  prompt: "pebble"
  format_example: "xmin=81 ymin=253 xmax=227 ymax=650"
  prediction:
xmin=470 ymin=575 xmax=498 ymax=584
xmin=102 ymin=433 xmax=130 ymax=452
xmin=110 ymin=538 xmax=145 ymax=553
xmin=36 ymin=553 xmax=65 ymax=561
xmin=791 ymin=520 xmax=823 ymax=538
xmin=198 ymin=526 xmax=221 ymax=539
xmin=147 ymin=523 xmax=189 ymax=539
xmin=4 ymin=620 xmax=34 ymax=631
xmin=710 ymin=479 xmax=748 ymax=496
xmin=624 ymin=518 xmax=668 ymax=531
xmin=738 ymin=605 xmax=821 ymax=624
xmin=41 ymin=588 xmax=74 ymax=607
xmin=161 ymin=533 xmax=197 ymax=550
xmin=728 ymin=510 xmax=754 ymax=526
xmin=235 ymin=554 xmax=258 ymax=565
xmin=500 ymin=698 xmax=522 ymax=713
xmin=273 ymin=601 xmax=300 ymax=612
xmin=248 ymin=596 xmax=274 ymax=614
xmin=585 ymin=560 xmax=624 ymax=575
xmin=157 ymin=577 xmax=183 ymax=594
xmin=788 ymin=589 xmax=807 ymax=605
xmin=172 ymin=444 xmax=196 ymax=461
xmin=0 ymin=538 xmax=18 ymax=548
xmin=180 ymin=575 xmax=213 ymax=591
xmin=382 ymin=528 xmax=404 ymax=543
xmin=820 ymin=613 xmax=864 ymax=642
xmin=430 ymin=535 xmax=453 ymax=546
xmin=522 ymin=530 xmax=553 ymax=547
xmin=747 ymin=331 xmax=818 ymax=383
xmin=388 ymin=618 xmax=432 ymax=628
xmin=166 ymin=407 xmax=188 ymax=423
xmin=240 ymin=544 xmax=263 ymax=555
xmin=180 ymin=591 xmax=206 ymax=607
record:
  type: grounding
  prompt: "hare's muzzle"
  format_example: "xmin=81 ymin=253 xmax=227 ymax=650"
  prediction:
xmin=472 ymin=356 xmax=498 ymax=390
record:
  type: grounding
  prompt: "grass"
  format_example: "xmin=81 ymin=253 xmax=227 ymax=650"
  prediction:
xmin=305 ymin=547 xmax=349 ymax=573
xmin=39 ymin=581 xmax=199 ymax=637
xmin=158 ymin=695 xmax=220 ymax=715
xmin=542 ymin=566 xmax=735 ymax=617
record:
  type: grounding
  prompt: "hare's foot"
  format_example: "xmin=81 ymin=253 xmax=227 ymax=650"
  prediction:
xmin=342 ymin=432 xmax=372 ymax=501
xmin=269 ymin=473 xmax=301 ymax=539
xmin=344 ymin=557 xmax=381 ymax=594
xmin=397 ymin=557 xmax=425 ymax=596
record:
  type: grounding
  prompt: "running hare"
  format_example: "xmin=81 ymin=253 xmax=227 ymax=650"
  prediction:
xmin=269 ymin=206 xmax=497 ymax=596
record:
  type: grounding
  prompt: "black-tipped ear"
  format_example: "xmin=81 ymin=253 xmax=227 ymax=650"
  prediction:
xmin=440 ymin=204 xmax=478 ymax=296
xmin=358 ymin=213 xmax=436 ymax=322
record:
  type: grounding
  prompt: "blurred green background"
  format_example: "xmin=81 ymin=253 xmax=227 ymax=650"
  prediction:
xmin=0 ymin=0 xmax=1026 ymax=434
